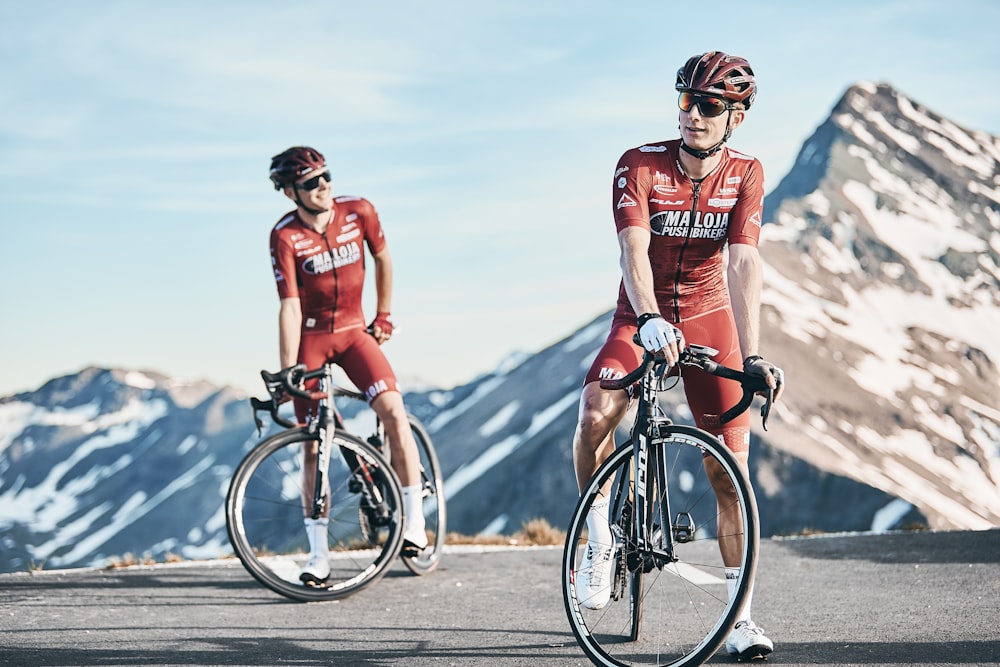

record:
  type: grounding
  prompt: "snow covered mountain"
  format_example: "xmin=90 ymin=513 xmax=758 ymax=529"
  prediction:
xmin=758 ymin=81 xmax=1000 ymax=531
xmin=2 ymin=82 xmax=998 ymax=573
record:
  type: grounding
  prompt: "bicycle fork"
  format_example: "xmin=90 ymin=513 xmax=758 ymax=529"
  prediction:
xmin=632 ymin=427 xmax=676 ymax=572
xmin=308 ymin=420 xmax=335 ymax=520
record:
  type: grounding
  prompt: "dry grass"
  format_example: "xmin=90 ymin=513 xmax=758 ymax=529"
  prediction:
xmin=105 ymin=552 xmax=157 ymax=570
xmin=446 ymin=517 xmax=565 ymax=547
xmin=89 ymin=518 xmax=566 ymax=573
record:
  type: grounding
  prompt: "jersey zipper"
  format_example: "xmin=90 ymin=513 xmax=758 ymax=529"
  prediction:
xmin=321 ymin=229 xmax=339 ymax=333
xmin=670 ymin=180 xmax=701 ymax=323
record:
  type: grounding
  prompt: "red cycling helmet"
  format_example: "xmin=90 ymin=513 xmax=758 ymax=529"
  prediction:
xmin=269 ymin=146 xmax=326 ymax=190
xmin=675 ymin=51 xmax=756 ymax=109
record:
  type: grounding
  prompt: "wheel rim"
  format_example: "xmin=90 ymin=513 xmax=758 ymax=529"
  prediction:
xmin=562 ymin=428 xmax=758 ymax=667
xmin=226 ymin=430 xmax=404 ymax=601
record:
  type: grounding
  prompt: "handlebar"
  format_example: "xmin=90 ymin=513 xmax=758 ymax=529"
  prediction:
xmin=249 ymin=364 xmax=368 ymax=432
xmin=599 ymin=343 xmax=774 ymax=430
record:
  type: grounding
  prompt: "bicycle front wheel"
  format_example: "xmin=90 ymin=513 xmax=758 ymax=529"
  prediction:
xmin=226 ymin=428 xmax=404 ymax=602
xmin=400 ymin=415 xmax=447 ymax=575
xmin=563 ymin=425 xmax=759 ymax=667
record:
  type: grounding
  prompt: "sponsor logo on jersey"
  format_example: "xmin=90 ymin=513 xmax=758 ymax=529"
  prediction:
xmin=598 ymin=367 xmax=625 ymax=381
xmin=366 ymin=379 xmax=389 ymax=400
xmin=296 ymin=245 xmax=323 ymax=258
xmin=651 ymin=198 xmax=685 ymax=206
xmin=654 ymin=172 xmax=673 ymax=185
xmin=305 ymin=317 xmax=317 ymax=328
xmin=749 ymin=211 xmax=762 ymax=227
xmin=649 ymin=210 xmax=730 ymax=240
xmin=615 ymin=166 xmax=629 ymax=178
xmin=618 ymin=176 xmax=627 ymax=189
xmin=726 ymin=176 xmax=741 ymax=185
xmin=336 ymin=228 xmax=361 ymax=243
xmin=345 ymin=213 xmax=359 ymax=223
xmin=653 ymin=184 xmax=678 ymax=195
xmin=717 ymin=187 xmax=738 ymax=195
xmin=708 ymin=197 xmax=738 ymax=208
xmin=301 ymin=240 xmax=362 ymax=274
xmin=617 ymin=193 xmax=637 ymax=209
xmin=639 ymin=144 xmax=667 ymax=153
xmin=294 ymin=239 xmax=313 ymax=249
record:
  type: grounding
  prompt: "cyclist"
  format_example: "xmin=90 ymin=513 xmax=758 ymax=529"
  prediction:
xmin=268 ymin=146 xmax=427 ymax=584
xmin=570 ymin=52 xmax=786 ymax=661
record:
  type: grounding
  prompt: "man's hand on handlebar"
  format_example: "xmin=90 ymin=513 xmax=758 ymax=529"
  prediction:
xmin=272 ymin=385 xmax=292 ymax=406
xmin=637 ymin=313 xmax=684 ymax=365
xmin=367 ymin=312 xmax=394 ymax=345
xmin=743 ymin=355 xmax=786 ymax=403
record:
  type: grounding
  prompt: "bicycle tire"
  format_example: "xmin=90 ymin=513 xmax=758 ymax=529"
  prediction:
xmin=399 ymin=415 xmax=447 ymax=575
xmin=563 ymin=425 xmax=759 ymax=667
xmin=226 ymin=427 xmax=404 ymax=602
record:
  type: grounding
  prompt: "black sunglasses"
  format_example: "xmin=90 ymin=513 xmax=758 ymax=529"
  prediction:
xmin=678 ymin=91 xmax=735 ymax=118
xmin=296 ymin=171 xmax=332 ymax=191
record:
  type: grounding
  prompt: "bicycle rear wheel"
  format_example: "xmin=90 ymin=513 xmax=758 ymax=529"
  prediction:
xmin=563 ymin=425 xmax=759 ymax=667
xmin=226 ymin=428 xmax=404 ymax=602
xmin=400 ymin=415 xmax=447 ymax=575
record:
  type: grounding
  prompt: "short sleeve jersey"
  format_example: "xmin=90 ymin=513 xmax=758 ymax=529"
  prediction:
xmin=270 ymin=195 xmax=387 ymax=334
xmin=612 ymin=139 xmax=764 ymax=324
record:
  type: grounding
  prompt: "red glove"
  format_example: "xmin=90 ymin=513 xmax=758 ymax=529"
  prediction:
xmin=368 ymin=312 xmax=394 ymax=339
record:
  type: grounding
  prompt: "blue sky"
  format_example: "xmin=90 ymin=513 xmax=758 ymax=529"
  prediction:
xmin=1 ymin=0 xmax=998 ymax=397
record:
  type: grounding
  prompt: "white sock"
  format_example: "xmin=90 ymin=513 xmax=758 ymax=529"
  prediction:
xmin=304 ymin=517 xmax=329 ymax=557
xmin=586 ymin=496 xmax=612 ymax=549
xmin=402 ymin=485 xmax=427 ymax=546
xmin=726 ymin=567 xmax=754 ymax=623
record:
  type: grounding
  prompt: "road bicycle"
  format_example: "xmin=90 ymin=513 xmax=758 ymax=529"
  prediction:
xmin=562 ymin=341 xmax=774 ymax=667
xmin=225 ymin=363 xmax=446 ymax=602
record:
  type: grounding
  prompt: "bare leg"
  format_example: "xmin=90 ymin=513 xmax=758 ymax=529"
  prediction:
xmin=705 ymin=450 xmax=750 ymax=567
xmin=572 ymin=382 xmax=630 ymax=491
xmin=370 ymin=391 xmax=419 ymax=486
xmin=370 ymin=391 xmax=426 ymax=547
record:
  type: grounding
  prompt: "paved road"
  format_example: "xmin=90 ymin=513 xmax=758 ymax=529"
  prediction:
xmin=1 ymin=530 xmax=998 ymax=667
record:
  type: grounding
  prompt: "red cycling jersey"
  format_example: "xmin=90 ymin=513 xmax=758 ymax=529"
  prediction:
xmin=270 ymin=195 xmax=386 ymax=334
xmin=611 ymin=139 xmax=764 ymax=325
xmin=584 ymin=140 xmax=765 ymax=452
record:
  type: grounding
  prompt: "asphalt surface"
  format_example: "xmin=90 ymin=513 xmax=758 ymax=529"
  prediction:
xmin=1 ymin=529 xmax=998 ymax=667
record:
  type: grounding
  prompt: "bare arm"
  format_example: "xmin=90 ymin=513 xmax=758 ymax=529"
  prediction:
xmin=619 ymin=226 xmax=658 ymax=316
xmin=619 ymin=226 xmax=680 ymax=362
xmin=369 ymin=247 xmax=394 ymax=343
xmin=726 ymin=242 xmax=762 ymax=360
xmin=372 ymin=247 xmax=393 ymax=314
xmin=728 ymin=242 xmax=785 ymax=401
xmin=278 ymin=297 xmax=302 ymax=369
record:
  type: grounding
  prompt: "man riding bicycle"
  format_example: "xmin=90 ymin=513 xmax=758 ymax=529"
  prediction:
xmin=267 ymin=146 xmax=427 ymax=584
xmin=570 ymin=52 xmax=786 ymax=661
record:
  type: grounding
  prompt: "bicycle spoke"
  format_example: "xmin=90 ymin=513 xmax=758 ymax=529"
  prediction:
xmin=563 ymin=427 xmax=758 ymax=667
xmin=226 ymin=429 xmax=404 ymax=602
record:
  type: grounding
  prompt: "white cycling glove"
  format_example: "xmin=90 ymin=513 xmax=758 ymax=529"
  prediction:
xmin=637 ymin=313 xmax=676 ymax=353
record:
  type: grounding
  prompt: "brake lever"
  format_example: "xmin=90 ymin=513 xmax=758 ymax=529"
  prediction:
xmin=249 ymin=397 xmax=274 ymax=436
xmin=759 ymin=385 xmax=773 ymax=431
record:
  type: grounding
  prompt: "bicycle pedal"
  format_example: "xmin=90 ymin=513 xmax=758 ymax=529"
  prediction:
xmin=299 ymin=574 xmax=329 ymax=587
xmin=400 ymin=540 xmax=426 ymax=558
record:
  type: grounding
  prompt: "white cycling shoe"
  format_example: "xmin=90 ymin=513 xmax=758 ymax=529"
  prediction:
xmin=298 ymin=553 xmax=331 ymax=585
xmin=725 ymin=620 xmax=773 ymax=661
xmin=401 ymin=527 xmax=428 ymax=557
xmin=576 ymin=543 xmax=616 ymax=610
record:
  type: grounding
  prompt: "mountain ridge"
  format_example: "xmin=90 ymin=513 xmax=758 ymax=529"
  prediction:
xmin=2 ymin=81 xmax=998 ymax=573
